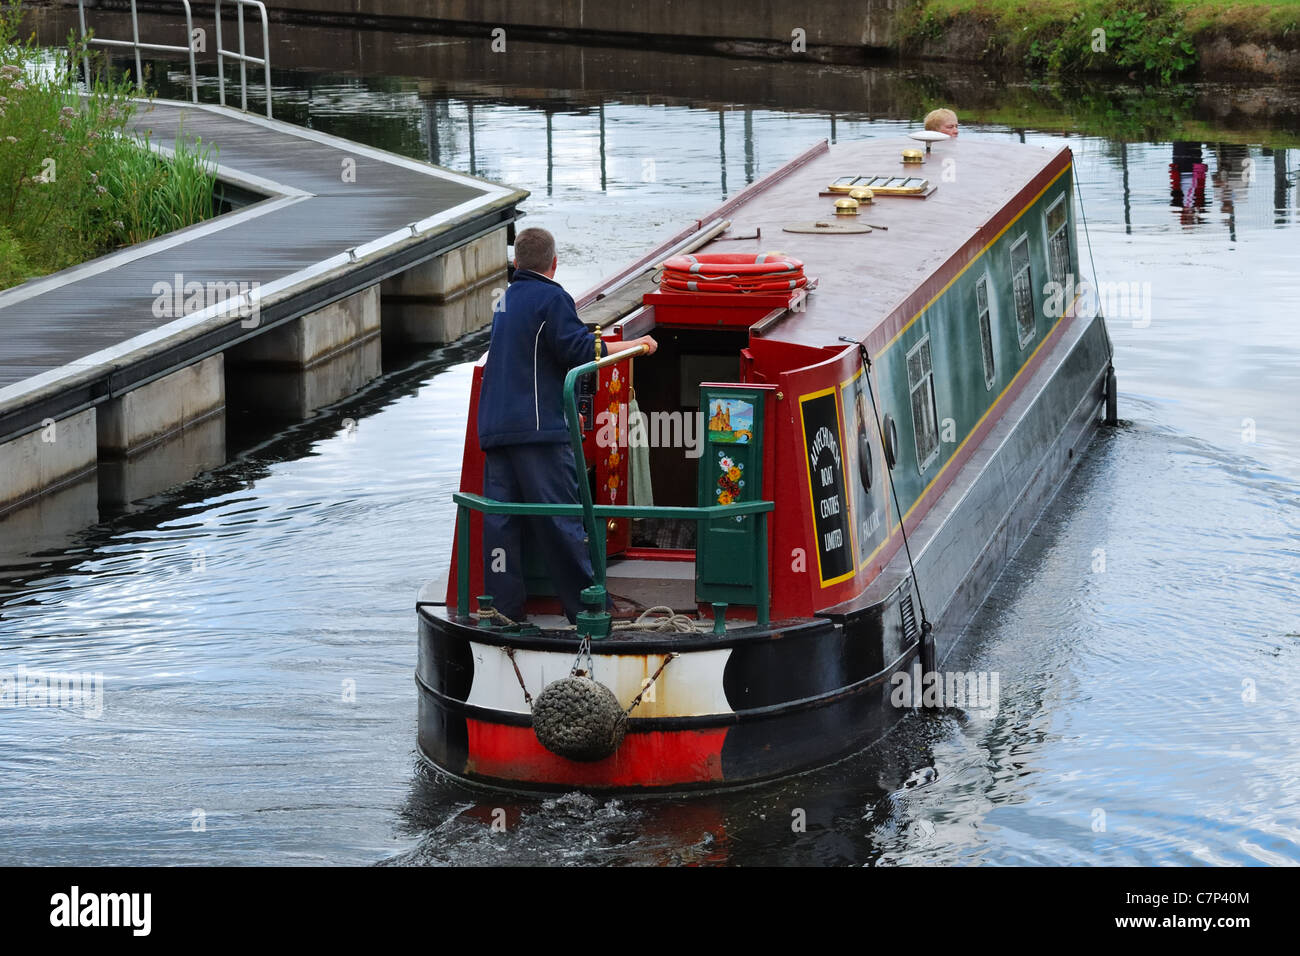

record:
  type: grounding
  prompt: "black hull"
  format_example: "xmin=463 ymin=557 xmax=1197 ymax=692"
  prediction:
xmin=415 ymin=310 xmax=1111 ymax=792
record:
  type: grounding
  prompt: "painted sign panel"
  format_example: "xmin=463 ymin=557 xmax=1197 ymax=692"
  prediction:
xmin=799 ymin=387 xmax=854 ymax=586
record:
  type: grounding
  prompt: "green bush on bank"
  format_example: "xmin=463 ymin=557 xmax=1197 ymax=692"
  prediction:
xmin=902 ymin=0 xmax=1203 ymax=81
xmin=0 ymin=1 xmax=214 ymax=291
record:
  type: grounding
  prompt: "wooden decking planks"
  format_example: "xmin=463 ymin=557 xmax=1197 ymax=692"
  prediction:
xmin=0 ymin=98 xmax=526 ymax=440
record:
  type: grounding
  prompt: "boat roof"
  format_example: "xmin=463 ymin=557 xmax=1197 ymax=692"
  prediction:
xmin=669 ymin=136 xmax=1072 ymax=351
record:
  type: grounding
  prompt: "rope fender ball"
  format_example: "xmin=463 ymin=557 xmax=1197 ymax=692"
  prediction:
xmin=532 ymin=676 xmax=627 ymax=762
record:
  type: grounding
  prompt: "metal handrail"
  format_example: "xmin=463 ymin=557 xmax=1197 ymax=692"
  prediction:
xmin=452 ymin=344 xmax=774 ymax=630
xmin=215 ymin=0 xmax=272 ymax=118
xmin=451 ymin=495 xmax=773 ymax=627
xmin=77 ymin=0 xmax=198 ymax=103
xmin=563 ymin=345 xmax=648 ymax=585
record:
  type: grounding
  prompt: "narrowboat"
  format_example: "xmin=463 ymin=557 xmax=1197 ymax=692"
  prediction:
xmin=415 ymin=133 xmax=1116 ymax=792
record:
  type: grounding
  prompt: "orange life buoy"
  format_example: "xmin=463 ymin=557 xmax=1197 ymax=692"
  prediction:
xmin=663 ymin=253 xmax=804 ymax=275
xmin=661 ymin=252 xmax=806 ymax=294
xmin=661 ymin=275 xmax=808 ymax=293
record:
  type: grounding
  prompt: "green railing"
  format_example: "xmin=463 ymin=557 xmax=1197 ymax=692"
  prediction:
xmin=453 ymin=344 xmax=772 ymax=636
xmin=452 ymin=494 xmax=773 ymax=633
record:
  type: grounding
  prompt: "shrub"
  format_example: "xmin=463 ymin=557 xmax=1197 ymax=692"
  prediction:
xmin=0 ymin=1 xmax=214 ymax=290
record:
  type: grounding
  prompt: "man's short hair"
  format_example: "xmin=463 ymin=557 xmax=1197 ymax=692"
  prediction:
xmin=924 ymin=108 xmax=957 ymax=132
xmin=514 ymin=228 xmax=556 ymax=274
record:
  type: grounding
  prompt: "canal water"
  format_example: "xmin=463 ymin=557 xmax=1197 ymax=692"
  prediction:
xmin=3 ymin=17 xmax=1299 ymax=865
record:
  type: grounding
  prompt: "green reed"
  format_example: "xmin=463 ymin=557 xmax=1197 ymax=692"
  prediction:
xmin=0 ymin=1 xmax=216 ymax=291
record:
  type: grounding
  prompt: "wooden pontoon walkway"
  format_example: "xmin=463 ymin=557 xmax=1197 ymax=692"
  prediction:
xmin=0 ymin=98 xmax=527 ymax=443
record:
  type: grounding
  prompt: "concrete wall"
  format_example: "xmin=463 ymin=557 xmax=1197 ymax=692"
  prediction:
xmin=67 ymin=0 xmax=901 ymax=53
xmin=229 ymin=286 xmax=380 ymax=367
xmin=248 ymin=0 xmax=899 ymax=50
xmin=97 ymin=354 xmax=224 ymax=455
xmin=226 ymin=285 xmax=383 ymax=420
xmin=381 ymin=230 xmax=507 ymax=344
xmin=0 ymin=408 xmax=98 ymax=515
xmin=96 ymin=355 xmax=227 ymax=508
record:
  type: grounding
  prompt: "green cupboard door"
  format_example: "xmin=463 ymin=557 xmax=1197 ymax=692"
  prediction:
xmin=696 ymin=385 xmax=767 ymax=607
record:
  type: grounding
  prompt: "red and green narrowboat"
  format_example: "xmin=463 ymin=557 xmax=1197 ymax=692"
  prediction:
xmin=415 ymin=133 xmax=1116 ymax=792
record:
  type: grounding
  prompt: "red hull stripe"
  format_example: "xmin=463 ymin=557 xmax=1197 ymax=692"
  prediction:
xmin=467 ymin=720 xmax=728 ymax=787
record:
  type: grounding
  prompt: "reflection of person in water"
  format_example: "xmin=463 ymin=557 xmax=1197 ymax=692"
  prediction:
xmin=1170 ymin=141 xmax=1208 ymax=223
xmin=1211 ymin=143 xmax=1252 ymax=219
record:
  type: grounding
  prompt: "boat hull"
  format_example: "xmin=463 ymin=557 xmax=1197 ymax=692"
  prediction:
xmin=415 ymin=295 xmax=1110 ymax=792
xmin=416 ymin=608 xmax=918 ymax=792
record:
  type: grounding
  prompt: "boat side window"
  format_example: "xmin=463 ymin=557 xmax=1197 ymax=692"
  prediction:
xmin=907 ymin=335 xmax=940 ymax=473
xmin=1010 ymin=234 xmax=1035 ymax=349
xmin=1045 ymin=194 xmax=1071 ymax=292
xmin=976 ymin=273 xmax=995 ymax=391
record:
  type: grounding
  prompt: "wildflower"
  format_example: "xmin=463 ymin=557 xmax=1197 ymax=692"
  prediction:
xmin=11 ymin=81 xmax=25 ymax=91
xmin=95 ymin=185 xmax=106 ymax=195
xmin=60 ymin=106 xmax=75 ymax=116
xmin=89 ymin=172 xmax=98 ymax=182
xmin=4 ymin=136 xmax=15 ymax=144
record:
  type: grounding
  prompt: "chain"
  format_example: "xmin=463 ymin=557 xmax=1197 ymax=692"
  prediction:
xmin=625 ymin=653 xmax=678 ymax=714
xmin=503 ymin=646 xmax=533 ymax=710
xmin=571 ymin=634 xmax=595 ymax=678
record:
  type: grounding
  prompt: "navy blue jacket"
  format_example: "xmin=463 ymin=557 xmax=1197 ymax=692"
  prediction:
xmin=478 ymin=269 xmax=606 ymax=448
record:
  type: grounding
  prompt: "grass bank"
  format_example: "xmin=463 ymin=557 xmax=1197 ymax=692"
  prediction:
xmin=0 ymin=1 xmax=215 ymax=290
xmin=902 ymin=0 xmax=1300 ymax=81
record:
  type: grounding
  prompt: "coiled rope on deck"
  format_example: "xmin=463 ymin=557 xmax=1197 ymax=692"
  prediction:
xmin=474 ymin=605 xmax=705 ymax=633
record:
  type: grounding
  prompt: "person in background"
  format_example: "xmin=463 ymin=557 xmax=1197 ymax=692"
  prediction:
xmin=476 ymin=226 xmax=657 ymax=623
xmin=924 ymin=108 xmax=959 ymax=138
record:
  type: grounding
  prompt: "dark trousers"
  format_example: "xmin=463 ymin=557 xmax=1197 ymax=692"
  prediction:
xmin=482 ymin=442 xmax=595 ymax=623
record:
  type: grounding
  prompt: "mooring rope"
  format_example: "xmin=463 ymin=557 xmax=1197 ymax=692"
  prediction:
xmin=624 ymin=652 xmax=678 ymax=715
xmin=503 ymin=645 xmax=533 ymax=710
xmin=840 ymin=338 xmax=933 ymax=647
xmin=484 ymin=607 xmax=697 ymax=717
xmin=1073 ymin=168 xmax=1115 ymax=364
xmin=614 ymin=606 xmax=704 ymax=633
xmin=474 ymin=605 xmax=704 ymax=633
